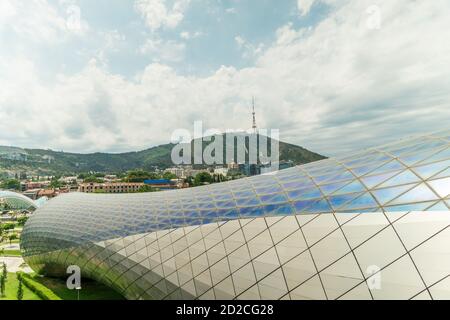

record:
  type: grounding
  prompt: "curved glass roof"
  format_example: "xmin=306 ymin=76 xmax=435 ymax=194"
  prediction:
xmin=21 ymin=130 xmax=450 ymax=257
xmin=0 ymin=191 xmax=38 ymax=211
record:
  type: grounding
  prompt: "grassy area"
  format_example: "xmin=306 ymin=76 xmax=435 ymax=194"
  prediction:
xmin=0 ymin=273 xmax=41 ymax=300
xmin=31 ymin=275 xmax=124 ymax=300
xmin=0 ymin=250 xmax=21 ymax=257
xmin=0 ymin=240 xmax=20 ymax=245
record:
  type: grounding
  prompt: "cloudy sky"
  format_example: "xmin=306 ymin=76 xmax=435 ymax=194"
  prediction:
xmin=0 ymin=0 xmax=449 ymax=156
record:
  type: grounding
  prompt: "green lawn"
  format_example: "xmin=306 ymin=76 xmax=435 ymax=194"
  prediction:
xmin=0 ymin=273 xmax=41 ymax=300
xmin=0 ymin=250 xmax=21 ymax=257
xmin=30 ymin=275 xmax=124 ymax=300
xmin=0 ymin=240 xmax=20 ymax=245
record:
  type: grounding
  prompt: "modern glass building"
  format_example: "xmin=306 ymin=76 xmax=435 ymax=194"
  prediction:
xmin=21 ymin=131 xmax=450 ymax=300
xmin=0 ymin=191 xmax=38 ymax=211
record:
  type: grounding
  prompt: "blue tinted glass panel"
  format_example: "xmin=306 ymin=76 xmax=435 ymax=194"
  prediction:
xmin=201 ymin=210 xmax=218 ymax=219
xmin=255 ymin=185 xmax=283 ymax=195
xmin=384 ymin=201 xmax=437 ymax=212
xmin=287 ymin=188 xmax=322 ymax=201
xmin=214 ymin=193 xmax=233 ymax=201
xmin=184 ymin=210 xmax=201 ymax=218
xmin=427 ymin=201 xmax=449 ymax=211
xmin=281 ymin=180 xmax=315 ymax=190
xmin=333 ymin=180 xmax=367 ymax=195
xmin=412 ymin=160 xmax=450 ymax=179
xmin=293 ymin=199 xmax=317 ymax=212
xmin=200 ymin=217 xmax=216 ymax=225
xmin=260 ymin=193 xmax=288 ymax=204
xmin=419 ymin=147 xmax=450 ymax=164
xmin=352 ymin=161 xmax=388 ymax=176
xmin=433 ymin=168 xmax=450 ymax=179
xmin=263 ymin=203 xmax=295 ymax=216
xmin=372 ymin=184 xmax=416 ymax=205
xmin=378 ymin=170 xmax=420 ymax=188
xmin=425 ymin=177 xmax=450 ymax=198
xmin=236 ymin=197 xmax=261 ymax=207
xmin=360 ymin=171 xmax=400 ymax=189
xmin=328 ymin=193 xmax=362 ymax=209
xmin=184 ymin=203 xmax=198 ymax=210
xmin=369 ymin=160 xmax=405 ymax=175
xmin=217 ymin=209 xmax=240 ymax=219
xmin=308 ymin=199 xmax=332 ymax=213
xmin=198 ymin=202 xmax=215 ymax=209
xmin=293 ymin=199 xmax=331 ymax=213
xmin=276 ymin=171 xmax=308 ymax=182
xmin=234 ymin=190 xmax=255 ymax=198
xmin=315 ymin=171 xmax=355 ymax=184
xmin=197 ymin=196 xmax=214 ymax=202
xmin=340 ymin=193 xmax=379 ymax=210
xmin=216 ymin=200 xmax=237 ymax=209
xmin=319 ymin=181 xmax=351 ymax=195
xmin=388 ymin=184 xmax=439 ymax=205
xmin=239 ymin=206 xmax=264 ymax=218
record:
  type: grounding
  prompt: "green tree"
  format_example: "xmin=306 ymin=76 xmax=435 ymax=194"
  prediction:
xmin=2 ymin=223 xmax=15 ymax=231
xmin=83 ymin=176 xmax=103 ymax=183
xmin=194 ymin=172 xmax=213 ymax=186
xmin=17 ymin=276 xmax=24 ymax=300
xmin=17 ymin=217 xmax=29 ymax=226
xmin=162 ymin=172 xmax=177 ymax=180
xmin=1 ymin=179 xmax=21 ymax=190
xmin=8 ymin=233 xmax=18 ymax=245
xmin=49 ymin=177 xmax=63 ymax=189
xmin=125 ymin=170 xmax=160 ymax=183
xmin=2 ymin=263 xmax=8 ymax=282
xmin=184 ymin=176 xmax=194 ymax=187
xmin=2 ymin=263 xmax=7 ymax=281
xmin=0 ymin=272 xmax=5 ymax=297
xmin=137 ymin=185 xmax=158 ymax=193
xmin=77 ymin=173 xmax=87 ymax=179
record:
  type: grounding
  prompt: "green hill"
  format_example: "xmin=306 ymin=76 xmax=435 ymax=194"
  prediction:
xmin=0 ymin=134 xmax=326 ymax=176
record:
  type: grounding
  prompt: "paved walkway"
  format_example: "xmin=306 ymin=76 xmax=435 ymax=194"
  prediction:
xmin=0 ymin=256 xmax=33 ymax=273
xmin=0 ymin=243 xmax=20 ymax=250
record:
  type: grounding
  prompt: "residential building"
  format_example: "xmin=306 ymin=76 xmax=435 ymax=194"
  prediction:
xmin=78 ymin=182 xmax=145 ymax=193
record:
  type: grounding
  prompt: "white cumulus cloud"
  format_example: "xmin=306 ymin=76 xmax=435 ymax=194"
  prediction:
xmin=134 ymin=0 xmax=191 ymax=32
xmin=1 ymin=0 xmax=450 ymax=156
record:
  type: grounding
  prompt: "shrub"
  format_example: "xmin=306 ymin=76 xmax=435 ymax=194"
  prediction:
xmin=16 ymin=272 xmax=61 ymax=300
xmin=2 ymin=263 xmax=6 ymax=281
xmin=0 ymin=265 xmax=5 ymax=297
xmin=17 ymin=217 xmax=28 ymax=226
xmin=1 ymin=223 xmax=15 ymax=231
xmin=17 ymin=277 xmax=24 ymax=300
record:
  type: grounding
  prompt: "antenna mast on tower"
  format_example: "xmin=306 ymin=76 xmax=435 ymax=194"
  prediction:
xmin=252 ymin=96 xmax=257 ymax=134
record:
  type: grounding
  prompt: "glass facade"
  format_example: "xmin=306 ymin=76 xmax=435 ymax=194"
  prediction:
xmin=20 ymin=130 xmax=450 ymax=300
xmin=0 ymin=191 xmax=38 ymax=210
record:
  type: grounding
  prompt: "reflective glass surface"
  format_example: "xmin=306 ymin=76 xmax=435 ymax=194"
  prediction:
xmin=20 ymin=130 xmax=450 ymax=300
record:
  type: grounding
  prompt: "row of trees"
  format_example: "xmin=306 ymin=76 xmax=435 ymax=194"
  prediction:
xmin=0 ymin=179 xmax=21 ymax=191
xmin=124 ymin=170 xmax=177 ymax=183
xmin=0 ymin=222 xmax=19 ymax=245
xmin=0 ymin=263 xmax=6 ymax=297
xmin=0 ymin=264 xmax=23 ymax=300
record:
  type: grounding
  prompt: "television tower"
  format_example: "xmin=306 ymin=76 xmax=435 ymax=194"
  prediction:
xmin=252 ymin=96 xmax=257 ymax=134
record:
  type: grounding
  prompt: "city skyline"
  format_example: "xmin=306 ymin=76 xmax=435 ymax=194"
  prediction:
xmin=0 ymin=0 xmax=449 ymax=156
